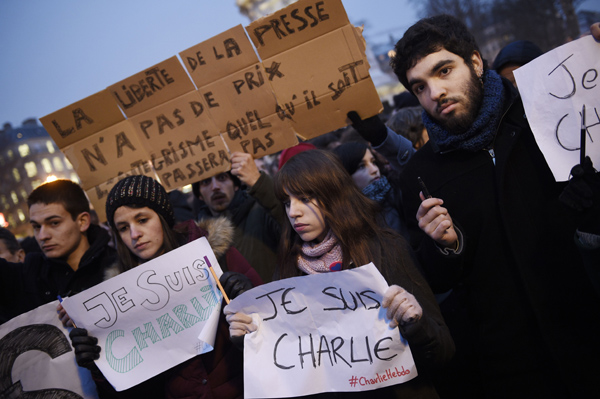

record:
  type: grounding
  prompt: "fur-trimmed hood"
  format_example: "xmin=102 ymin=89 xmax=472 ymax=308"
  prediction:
xmin=189 ymin=216 xmax=235 ymax=258
xmin=104 ymin=216 xmax=235 ymax=280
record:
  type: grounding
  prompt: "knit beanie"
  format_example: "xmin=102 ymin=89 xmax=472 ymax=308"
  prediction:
xmin=105 ymin=175 xmax=175 ymax=229
xmin=493 ymin=40 xmax=543 ymax=72
xmin=278 ymin=142 xmax=317 ymax=170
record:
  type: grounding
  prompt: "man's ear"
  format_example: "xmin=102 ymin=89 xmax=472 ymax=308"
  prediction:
xmin=16 ymin=249 xmax=25 ymax=263
xmin=471 ymin=51 xmax=484 ymax=77
xmin=77 ymin=212 xmax=92 ymax=233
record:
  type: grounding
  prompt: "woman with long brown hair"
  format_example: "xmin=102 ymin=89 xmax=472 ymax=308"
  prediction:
xmin=226 ymin=149 xmax=454 ymax=398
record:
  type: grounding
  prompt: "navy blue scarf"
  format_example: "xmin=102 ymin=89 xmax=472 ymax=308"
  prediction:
xmin=423 ymin=70 xmax=505 ymax=152
xmin=362 ymin=175 xmax=391 ymax=203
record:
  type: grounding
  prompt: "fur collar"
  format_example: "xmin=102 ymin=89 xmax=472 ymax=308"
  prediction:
xmin=104 ymin=216 xmax=235 ymax=280
xmin=193 ymin=216 xmax=235 ymax=258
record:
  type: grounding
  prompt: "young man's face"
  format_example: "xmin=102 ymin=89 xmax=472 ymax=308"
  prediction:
xmin=197 ymin=173 xmax=239 ymax=216
xmin=29 ymin=202 xmax=89 ymax=261
xmin=407 ymin=49 xmax=484 ymax=134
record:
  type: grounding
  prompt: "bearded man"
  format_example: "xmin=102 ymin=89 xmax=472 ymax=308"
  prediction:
xmin=351 ymin=14 xmax=600 ymax=399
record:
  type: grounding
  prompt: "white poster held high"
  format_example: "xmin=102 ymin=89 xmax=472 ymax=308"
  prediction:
xmin=514 ymin=35 xmax=599 ymax=181
xmin=225 ymin=263 xmax=417 ymax=398
xmin=61 ymin=237 xmax=224 ymax=391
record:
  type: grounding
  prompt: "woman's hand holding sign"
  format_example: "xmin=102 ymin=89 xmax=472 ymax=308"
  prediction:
xmin=382 ymin=285 xmax=422 ymax=328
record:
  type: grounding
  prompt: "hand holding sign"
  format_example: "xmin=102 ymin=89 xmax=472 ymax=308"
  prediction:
xmin=69 ymin=328 xmax=101 ymax=369
xmin=61 ymin=238 xmax=225 ymax=392
xmin=382 ymin=285 xmax=423 ymax=328
xmin=230 ymin=151 xmax=261 ymax=188
xmin=224 ymin=310 xmax=259 ymax=337
xmin=224 ymin=263 xmax=418 ymax=398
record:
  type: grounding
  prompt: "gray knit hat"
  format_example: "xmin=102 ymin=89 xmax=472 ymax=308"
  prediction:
xmin=106 ymin=175 xmax=175 ymax=229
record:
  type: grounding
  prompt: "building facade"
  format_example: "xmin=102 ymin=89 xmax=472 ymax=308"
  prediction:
xmin=0 ymin=119 xmax=79 ymax=237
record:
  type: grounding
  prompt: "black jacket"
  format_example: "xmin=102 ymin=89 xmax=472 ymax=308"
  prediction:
xmin=398 ymin=79 xmax=600 ymax=398
xmin=197 ymin=172 xmax=283 ymax=282
xmin=0 ymin=224 xmax=116 ymax=323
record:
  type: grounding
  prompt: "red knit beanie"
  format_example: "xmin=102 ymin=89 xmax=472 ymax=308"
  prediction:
xmin=278 ymin=142 xmax=317 ymax=170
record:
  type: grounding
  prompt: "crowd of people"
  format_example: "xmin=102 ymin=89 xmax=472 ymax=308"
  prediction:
xmin=1 ymin=14 xmax=599 ymax=399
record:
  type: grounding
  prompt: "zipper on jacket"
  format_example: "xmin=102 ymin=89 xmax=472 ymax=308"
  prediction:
xmin=486 ymin=92 xmax=516 ymax=167
xmin=488 ymin=148 xmax=496 ymax=165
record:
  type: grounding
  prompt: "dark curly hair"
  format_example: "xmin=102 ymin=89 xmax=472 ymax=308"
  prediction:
xmin=391 ymin=14 xmax=481 ymax=93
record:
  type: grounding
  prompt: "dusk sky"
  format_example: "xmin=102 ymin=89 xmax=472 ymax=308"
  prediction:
xmin=1 ymin=0 xmax=598 ymax=127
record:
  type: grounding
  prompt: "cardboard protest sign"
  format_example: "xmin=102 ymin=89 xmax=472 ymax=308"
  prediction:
xmin=40 ymin=0 xmax=382 ymax=221
xmin=40 ymin=89 xmax=125 ymax=149
xmin=220 ymin=111 xmax=299 ymax=159
xmin=61 ymin=120 xmax=152 ymax=190
xmin=199 ymin=62 xmax=280 ymax=133
xmin=183 ymin=30 xmax=299 ymax=160
xmin=127 ymin=90 xmax=233 ymax=189
xmin=151 ymin=135 xmax=232 ymax=190
xmin=246 ymin=0 xmax=349 ymax=60
xmin=246 ymin=0 xmax=382 ymax=140
xmin=225 ymin=263 xmax=417 ymax=398
xmin=61 ymin=238 xmax=225 ymax=392
xmin=107 ymin=56 xmax=197 ymax=118
xmin=0 ymin=301 xmax=99 ymax=399
xmin=180 ymin=24 xmax=260 ymax=88
xmin=130 ymin=91 xmax=221 ymax=146
xmin=514 ymin=35 xmax=599 ymax=181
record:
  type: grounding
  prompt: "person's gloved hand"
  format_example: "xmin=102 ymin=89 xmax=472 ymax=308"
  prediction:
xmin=347 ymin=111 xmax=387 ymax=147
xmin=225 ymin=311 xmax=258 ymax=337
xmin=69 ymin=328 xmax=101 ymax=369
xmin=559 ymin=156 xmax=600 ymax=234
xmin=220 ymin=271 xmax=253 ymax=300
xmin=382 ymin=285 xmax=423 ymax=328
xmin=224 ymin=305 xmax=259 ymax=350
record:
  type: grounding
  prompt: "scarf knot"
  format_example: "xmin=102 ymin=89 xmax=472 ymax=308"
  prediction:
xmin=297 ymin=230 xmax=343 ymax=274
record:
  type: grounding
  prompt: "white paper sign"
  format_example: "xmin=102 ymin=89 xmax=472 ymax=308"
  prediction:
xmin=62 ymin=237 xmax=224 ymax=392
xmin=514 ymin=35 xmax=600 ymax=181
xmin=225 ymin=263 xmax=417 ymax=399
xmin=0 ymin=301 xmax=99 ymax=398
